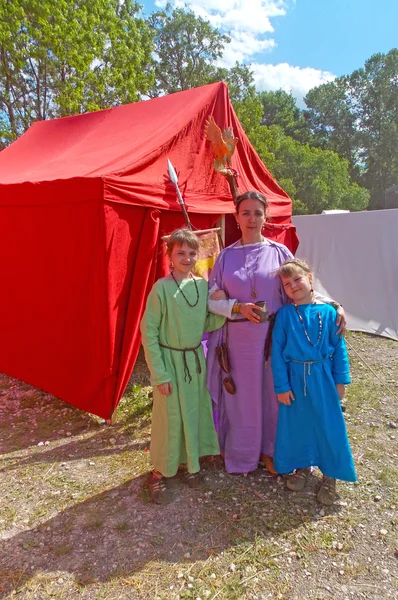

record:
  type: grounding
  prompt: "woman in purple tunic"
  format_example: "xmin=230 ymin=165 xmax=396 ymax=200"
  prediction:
xmin=207 ymin=191 xmax=345 ymax=474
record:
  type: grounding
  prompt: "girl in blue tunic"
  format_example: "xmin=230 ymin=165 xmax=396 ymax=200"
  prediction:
xmin=271 ymin=258 xmax=356 ymax=505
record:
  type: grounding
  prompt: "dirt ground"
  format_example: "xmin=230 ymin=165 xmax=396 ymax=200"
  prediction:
xmin=0 ymin=332 xmax=397 ymax=600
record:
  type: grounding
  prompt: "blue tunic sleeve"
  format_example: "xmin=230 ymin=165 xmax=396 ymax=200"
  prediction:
xmin=328 ymin=309 xmax=351 ymax=385
xmin=271 ymin=308 xmax=291 ymax=394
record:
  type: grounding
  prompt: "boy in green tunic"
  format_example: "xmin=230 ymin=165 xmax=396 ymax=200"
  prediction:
xmin=140 ymin=229 xmax=225 ymax=504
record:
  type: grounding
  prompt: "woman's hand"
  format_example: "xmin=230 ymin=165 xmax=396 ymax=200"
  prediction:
xmin=336 ymin=306 xmax=347 ymax=337
xmin=277 ymin=390 xmax=295 ymax=405
xmin=239 ymin=302 xmax=261 ymax=323
xmin=335 ymin=383 xmax=345 ymax=400
xmin=157 ymin=382 xmax=173 ymax=396
xmin=210 ymin=289 xmax=228 ymax=301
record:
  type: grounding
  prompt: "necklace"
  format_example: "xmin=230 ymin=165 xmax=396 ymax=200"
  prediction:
xmin=294 ymin=303 xmax=323 ymax=346
xmin=171 ymin=271 xmax=199 ymax=307
xmin=241 ymin=238 xmax=263 ymax=299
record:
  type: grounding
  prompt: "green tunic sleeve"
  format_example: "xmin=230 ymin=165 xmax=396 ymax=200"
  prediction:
xmin=204 ymin=311 xmax=225 ymax=333
xmin=140 ymin=282 xmax=171 ymax=386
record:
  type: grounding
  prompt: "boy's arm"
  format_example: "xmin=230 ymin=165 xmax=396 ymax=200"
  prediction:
xmin=140 ymin=284 xmax=171 ymax=386
xmin=204 ymin=310 xmax=226 ymax=332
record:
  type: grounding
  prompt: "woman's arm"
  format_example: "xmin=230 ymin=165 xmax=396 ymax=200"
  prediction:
xmin=208 ymin=283 xmax=237 ymax=318
xmin=313 ymin=291 xmax=346 ymax=336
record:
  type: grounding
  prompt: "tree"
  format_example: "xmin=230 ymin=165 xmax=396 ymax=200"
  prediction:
xmin=148 ymin=4 xmax=229 ymax=96
xmin=259 ymin=90 xmax=310 ymax=143
xmin=305 ymin=78 xmax=363 ymax=180
xmin=247 ymin=125 xmax=369 ymax=214
xmin=216 ymin=63 xmax=263 ymax=136
xmin=305 ymin=49 xmax=398 ymax=209
xmin=0 ymin=0 xmax=154 ymax=146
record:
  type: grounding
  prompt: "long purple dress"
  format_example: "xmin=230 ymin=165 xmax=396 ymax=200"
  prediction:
xmin=207 ymin=239 xmax=293 ymax=474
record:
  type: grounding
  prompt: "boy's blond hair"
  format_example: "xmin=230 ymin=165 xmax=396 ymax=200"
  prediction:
xmin=166 ymin=229 xmax=200 ymax=257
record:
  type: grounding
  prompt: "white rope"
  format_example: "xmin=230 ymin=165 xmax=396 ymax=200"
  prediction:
xmin=346 ymin=339 xmax=398 ymax=402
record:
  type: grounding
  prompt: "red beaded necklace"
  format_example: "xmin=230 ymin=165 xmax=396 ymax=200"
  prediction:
xmin=294 ymin=302 xmax=323 ymax=347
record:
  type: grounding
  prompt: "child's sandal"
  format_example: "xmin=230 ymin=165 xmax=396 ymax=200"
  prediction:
xmin=286 ymin=467 xmax=310 ymax=491
xmin=184 ymin=472 xmax=205 ymax=489
xmin=317 ymin=476 xmax=336 ymax=505
xmin=148 ymin=472 xmax=172 ymax=505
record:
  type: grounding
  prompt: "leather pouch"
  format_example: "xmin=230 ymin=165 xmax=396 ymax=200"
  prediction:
xmin=223 ymin=376 xmax=236 ymax=395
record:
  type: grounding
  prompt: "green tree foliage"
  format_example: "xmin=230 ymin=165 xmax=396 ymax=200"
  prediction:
xmin=304 ymin=78 xmax=360 ymax=172
xmin=259 ymin=90 xmax=310 ymax=143
xmin=148 ymin=3 xmax=229 ymax=96
xmin=217 ymin=63 xmax=263 ymax=136
xmin=305 ymin=49 xmax=398 ymax=209
xmin=246 ymin=124 xmax=369 ymax=214
xmin=0 ymin=0 xmax=154 ymax=146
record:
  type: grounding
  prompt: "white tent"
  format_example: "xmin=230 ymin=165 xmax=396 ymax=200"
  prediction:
xmin=292 ymin=209 xmax=398 ymax=341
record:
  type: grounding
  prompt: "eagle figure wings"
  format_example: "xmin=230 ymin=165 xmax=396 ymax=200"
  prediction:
xmin=204 ymin=116 xmax=238 ymax=176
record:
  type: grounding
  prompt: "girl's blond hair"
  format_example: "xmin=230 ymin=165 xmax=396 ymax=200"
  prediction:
xmin=166 ymin=229 xmax=200 ymax=257
xmin=278 ymin=258 xmax=312 ymax=277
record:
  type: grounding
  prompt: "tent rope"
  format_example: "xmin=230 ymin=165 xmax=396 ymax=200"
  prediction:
xmin=346 ymin=339 xmax=398 ymax=402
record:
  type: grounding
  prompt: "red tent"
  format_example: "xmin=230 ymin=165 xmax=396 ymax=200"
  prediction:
xmin=0 ymin=82 xmax=297 ymax=419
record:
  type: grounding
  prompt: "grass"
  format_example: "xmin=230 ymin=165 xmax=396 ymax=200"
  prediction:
xmin=0 ymin=335 xmax=397 ymax=599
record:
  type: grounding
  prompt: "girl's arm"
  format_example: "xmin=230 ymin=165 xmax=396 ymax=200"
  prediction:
xmin=140 ymin=283 xmax=171 ymax=387
xmin=271 ymin=309 xmax=291 ymax=395
xmin=328 ymin=310 xmax=351 ymax=386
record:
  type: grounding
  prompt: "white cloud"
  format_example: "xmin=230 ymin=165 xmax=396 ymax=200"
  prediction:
xmin=191 ymin=0 xmax=287 ymax=34
xmin=156 ymin=0 xmax=287 ymax=61
xmin=156 ymin=0 xmax=287 ymax=28
xmin=220 ymin=33 xmax=276 ymax=68
xmin=154 ymin=0 xmax=336 ymax=105
xmin=251 ymin=62 xmax=336 ymax=106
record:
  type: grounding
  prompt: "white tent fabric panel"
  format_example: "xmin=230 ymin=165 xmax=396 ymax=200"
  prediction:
xmin=292 ymin=210 xmax=398 ymax=341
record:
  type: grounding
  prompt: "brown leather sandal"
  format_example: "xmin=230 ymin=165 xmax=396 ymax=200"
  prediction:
xmin=184 ymin=472 xmax=205 ymax=489
xmin=286 ymin=467 xmax=311 ymax=491
xmin=317 ymin=476 xmax=336 ymax=505
xmin=148 ymin=472 xmax=172 ymax=505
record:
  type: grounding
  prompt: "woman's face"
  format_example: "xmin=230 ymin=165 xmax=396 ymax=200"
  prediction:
xmin=235 ymin=198 xmax=266 ymax=235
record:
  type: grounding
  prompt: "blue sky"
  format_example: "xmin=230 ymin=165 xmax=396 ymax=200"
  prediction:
xmin=141 ymin=0 xmax=398 ymax=104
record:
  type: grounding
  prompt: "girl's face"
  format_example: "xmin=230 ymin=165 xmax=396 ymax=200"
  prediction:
xmin=235 ymin=199 xmax=266 ymax=235
xmin=280 ymin=267 xmax=313 ymax=304
xmin=170 ymin=242 xmax=198 ymax=276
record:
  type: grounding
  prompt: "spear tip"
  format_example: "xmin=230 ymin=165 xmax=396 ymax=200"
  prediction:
xmin=167 ymin=159 xmax=178 ymax=185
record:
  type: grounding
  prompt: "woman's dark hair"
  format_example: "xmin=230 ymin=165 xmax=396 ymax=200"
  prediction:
xmin=236 ymin=191 xmax=268 ymax=213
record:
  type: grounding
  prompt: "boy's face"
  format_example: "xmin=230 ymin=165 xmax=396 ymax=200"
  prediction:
xmin=280 ymin=267 xmax=313 ymax=303
xmin=170 ymin=243 xmax=198 ymax=275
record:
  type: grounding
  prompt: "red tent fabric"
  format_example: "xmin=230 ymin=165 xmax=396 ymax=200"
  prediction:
xmin=0 ymin=82 xmax=297 ymax=419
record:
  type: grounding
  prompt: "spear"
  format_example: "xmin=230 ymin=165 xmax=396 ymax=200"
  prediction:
xmin=167 ymin=159 xmax=192 ymax=230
